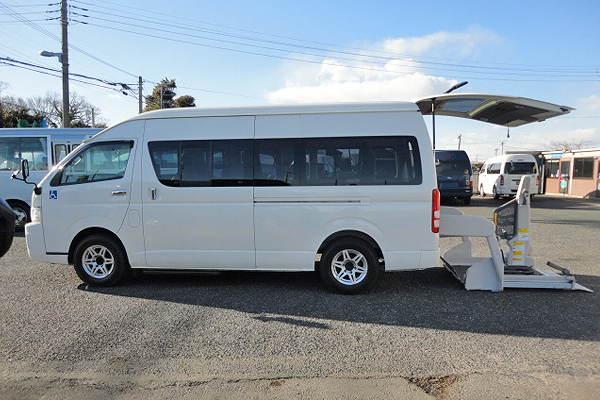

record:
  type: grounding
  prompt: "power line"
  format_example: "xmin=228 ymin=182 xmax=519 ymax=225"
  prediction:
xmin=72 ymin=0 xmax=599 ymax=80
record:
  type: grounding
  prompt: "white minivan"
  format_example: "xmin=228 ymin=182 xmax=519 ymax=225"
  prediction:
xmin=478 ymin=154 xmax=539 ymax=198
xmin=22 ymin=97 xmax=572 ymax=292
xmin=24 ymin=103 xmax=441 ymax=293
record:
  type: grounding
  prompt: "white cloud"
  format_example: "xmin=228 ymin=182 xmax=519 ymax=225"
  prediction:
xmin=580 ymin=94 xmax=600 ymax=112
xmin=379 ymin=26 xmax=503 ymax=59
xmin=266 ymin=27 xmax=504 ymax=104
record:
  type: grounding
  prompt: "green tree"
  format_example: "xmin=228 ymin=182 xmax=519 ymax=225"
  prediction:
xmin=143 ymin=78 xmax=195 ymax=111
xmin=174 ymin=94 xmax=195 ymax=108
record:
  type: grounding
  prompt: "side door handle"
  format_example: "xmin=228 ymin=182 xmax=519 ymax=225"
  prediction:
xmin=111 ymin=190 xmax=127 ymax=196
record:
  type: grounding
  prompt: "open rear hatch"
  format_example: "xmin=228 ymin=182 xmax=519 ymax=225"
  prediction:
xmin=420 ymin=92 xmax=589 ymax=292
xmin=416 ymin=93 xmax=573 ymax=127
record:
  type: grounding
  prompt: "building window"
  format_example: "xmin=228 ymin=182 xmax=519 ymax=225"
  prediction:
xmin=560 ymin=161 xmax=570 ymax=178
xmin=573 ymin=157 xmax=594 ymax=179
xmin=545 ymin=160 xmax=559 ymax=178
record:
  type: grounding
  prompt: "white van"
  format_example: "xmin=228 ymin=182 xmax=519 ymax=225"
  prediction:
xmin=478 ymin=154 xmax=539 ymax=198
xmin=24 ymin=103 xmax=441 ymax=293
xmin=21 ymin=96 xmax=573 ymax=293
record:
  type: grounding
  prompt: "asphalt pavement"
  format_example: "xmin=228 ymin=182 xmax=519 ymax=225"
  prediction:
xmin=0 ymin=195 xmax=598 ymax=399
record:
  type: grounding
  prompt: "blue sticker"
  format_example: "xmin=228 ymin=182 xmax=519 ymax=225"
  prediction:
xmin=49 ymin=190 xmax=58 ymax=200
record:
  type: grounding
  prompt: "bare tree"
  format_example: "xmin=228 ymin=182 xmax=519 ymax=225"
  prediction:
xmin=547 ymin=139 xmax=592 ymax=152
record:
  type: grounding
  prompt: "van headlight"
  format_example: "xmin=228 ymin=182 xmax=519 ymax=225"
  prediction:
xmin=31 ymin=206 xmax=42 ymax=223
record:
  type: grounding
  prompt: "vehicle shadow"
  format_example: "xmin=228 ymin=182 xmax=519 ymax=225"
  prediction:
xmin=80 ymin=267 xmax=599 ymax=342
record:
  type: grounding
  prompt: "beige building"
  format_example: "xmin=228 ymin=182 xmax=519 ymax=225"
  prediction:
xmin=541 ymin=148 xmax=600 ymax=198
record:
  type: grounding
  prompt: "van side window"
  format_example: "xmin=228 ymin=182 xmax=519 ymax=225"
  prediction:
xmin=255 ymin=139 xmax=298 ymax=186
xmin=54 ymin=141 xmax=133 ymax=185
xmin=302 ymin=136 xmax=421 ymax=186
xmin=149 ymin=136 xmax=421 ymax=187
xmin=148 ymin=140 xmax=253 ymax=187
xmin=487 ymin=163 xmax=501 ymax=174
xmin=0 ymin=136 xmax=48 ymax=171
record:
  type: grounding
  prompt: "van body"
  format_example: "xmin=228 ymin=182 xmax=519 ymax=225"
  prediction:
xmin=0 ymin=128 xmax=100 ymax=229
xmin=478 ymin=154 xmax=539 ymax=198
xmin=25 ymin=103 xmax=440 ymax=293
xmin=434 ymin=150 xmax=473 ymax=204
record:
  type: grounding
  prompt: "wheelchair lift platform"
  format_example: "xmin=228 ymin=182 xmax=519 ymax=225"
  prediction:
xmin=439 ymin=176 xmax=592 ymax=292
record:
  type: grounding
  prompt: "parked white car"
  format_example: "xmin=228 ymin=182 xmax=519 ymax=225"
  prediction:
xmin=479 ymin=154 xmax=539 ymax=198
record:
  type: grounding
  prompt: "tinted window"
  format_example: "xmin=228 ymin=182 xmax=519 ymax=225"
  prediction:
xmin=149 ymin=140 xmax=253 ymax=187
xmin=434 ymin=151 xmax=472 ymax=176
xmin=504 ymin=162 xmax=536 ymax=174
xmin=255 ymin=139 xmax=298 ymax=186
xmin=573 ymin=157 xmax=594 ymax=178
xmin=149 ymin=136 xmax=421 ymax=187
xmin=301 ymin=136 xmax=421 ymax=186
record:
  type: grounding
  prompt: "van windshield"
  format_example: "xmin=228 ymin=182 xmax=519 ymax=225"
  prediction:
xmin=504 ymin=162 xmax=536 ymax=174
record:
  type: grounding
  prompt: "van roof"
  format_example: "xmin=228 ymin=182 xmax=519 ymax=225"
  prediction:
xmin=483 ymin=153 xmax=537 ymax=163
xmin=127 ymin=102 xmax=419 ymax=120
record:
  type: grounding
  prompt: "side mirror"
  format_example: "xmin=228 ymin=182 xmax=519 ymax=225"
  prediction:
xmin=11 ymin=159 xmax=29 ymax=181
xmin=21 ymin=159 xmax=30 ymax=179
xmin=11 ymin=159 xmax=40 ymax=195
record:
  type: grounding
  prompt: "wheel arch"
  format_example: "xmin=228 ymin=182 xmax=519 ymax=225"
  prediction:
xmin=68 ymin=227 xmax=128 ymax=266
xmin=316 ymin=230 xmax=383 ymax=269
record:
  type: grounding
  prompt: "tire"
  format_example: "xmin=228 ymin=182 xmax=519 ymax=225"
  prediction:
xmin=73 ymin=234 xmax=129 ymax=286
xmin=493 ymin=186 xmax=500 ymax=200
xmin=462 ymin=196 xmax=471 ymax=205
xmin=8 ymin=201 xmax=29 ymax=231
xmin=319 ymin=239 xmax=380 ymax=294
xmin=479 ymin=185 xmax=485 ymax=197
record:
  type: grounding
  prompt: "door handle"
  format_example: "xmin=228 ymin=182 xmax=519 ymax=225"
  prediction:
xmin=151 ymin=187 xmax=157 ymax=200
xmin=111 ymin=190 xmax=127 ymax=196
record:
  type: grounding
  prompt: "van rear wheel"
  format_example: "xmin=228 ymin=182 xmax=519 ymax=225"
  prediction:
xmin=319 ymin=239 xmax=380 ymax=294
xmin=73 ymin=234 xmax=129 ymax=286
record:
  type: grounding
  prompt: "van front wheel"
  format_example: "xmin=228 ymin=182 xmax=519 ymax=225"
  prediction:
xmin=320 ymin=239 xmax=380 ymax=294
xmin=73 ymin=234 xmax=129 ymax=286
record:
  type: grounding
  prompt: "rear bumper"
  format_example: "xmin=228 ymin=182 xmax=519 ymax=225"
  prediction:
xmin=439 ymin=188 xmax=472 ymax=198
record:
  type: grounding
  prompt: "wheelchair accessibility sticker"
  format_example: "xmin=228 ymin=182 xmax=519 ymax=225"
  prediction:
xmin=49 ymin=190 xmax=58 ymax=200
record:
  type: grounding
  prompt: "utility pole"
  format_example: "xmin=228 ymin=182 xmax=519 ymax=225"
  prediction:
xmin=138 ymin=76 xmax=143 ymax=113
xmin=457 ymin=134 xmax=462 ymax=150
xmin=500 ymin=141 xmax=505 ymax=154
xmin=60 ymin=0 xmax=70 ymax=128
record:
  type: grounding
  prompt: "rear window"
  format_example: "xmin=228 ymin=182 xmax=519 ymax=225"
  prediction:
xmin=504 ymin=162 xmax=536 ymax=174
xmin=435 ymin=151 xmax=472 ymax=175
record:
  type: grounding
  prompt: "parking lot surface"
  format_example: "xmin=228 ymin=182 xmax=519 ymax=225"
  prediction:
xmin=0 ymin=195 xmax=598 ymax=399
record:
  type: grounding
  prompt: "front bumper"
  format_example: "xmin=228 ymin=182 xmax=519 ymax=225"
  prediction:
xmin=25 ymin=222 xmax=68 ymax=264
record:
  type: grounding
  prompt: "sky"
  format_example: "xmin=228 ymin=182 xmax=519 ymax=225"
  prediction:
xmin=1 ymin=0 xmax=599 ymax=162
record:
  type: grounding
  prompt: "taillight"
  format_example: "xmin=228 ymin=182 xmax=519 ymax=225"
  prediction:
xmin=469 ymin=179 xmax=473 ymax=188
xmin=536 ymin=175 xmax=539 ymax=186
xmin=500 ymin=175 xmax=504 ymax=186
xmin=432 ymin=189 xmax=440 ymax=233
